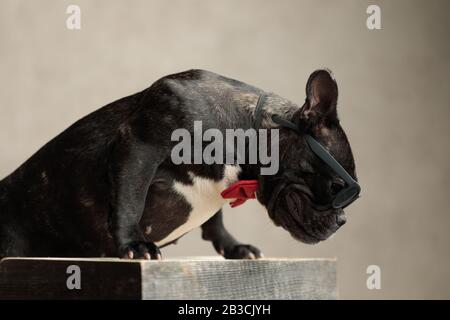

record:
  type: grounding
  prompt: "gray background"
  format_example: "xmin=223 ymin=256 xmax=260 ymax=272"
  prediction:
xmin=1 ymin=0 xmax=449 ymax=299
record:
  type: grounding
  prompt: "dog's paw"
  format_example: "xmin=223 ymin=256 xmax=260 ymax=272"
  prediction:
xmin=119 ymin=241 xmax=162 ymax=260
xmin=221 ymin=244 xmax=263 ymax=260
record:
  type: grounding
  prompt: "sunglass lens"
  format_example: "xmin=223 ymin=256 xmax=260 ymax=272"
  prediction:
xmin=332 ymin=184 xmax=360 ymax=209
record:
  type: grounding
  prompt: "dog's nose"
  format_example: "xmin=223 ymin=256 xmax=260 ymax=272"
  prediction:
xmin=336 ymin=214 xmax=347 ymax=227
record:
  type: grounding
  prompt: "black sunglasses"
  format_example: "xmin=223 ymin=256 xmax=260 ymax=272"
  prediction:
xmin=271 ymin=114 xmax=361 ymax=209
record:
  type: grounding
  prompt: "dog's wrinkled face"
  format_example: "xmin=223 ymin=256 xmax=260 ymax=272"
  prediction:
xmin=257 ymin=69 xmax=358 ymax=244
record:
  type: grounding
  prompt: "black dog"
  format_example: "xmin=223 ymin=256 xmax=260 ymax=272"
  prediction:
xmin=0 ymin=69 xmax=357 ymax=260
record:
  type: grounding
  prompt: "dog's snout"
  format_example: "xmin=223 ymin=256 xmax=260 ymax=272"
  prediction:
xmin=336 ymin=214 xmax=347 ymax=227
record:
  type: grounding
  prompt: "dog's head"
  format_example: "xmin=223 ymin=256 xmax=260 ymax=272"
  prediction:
xmin=257 ymin=69 xmax=358 ymax=244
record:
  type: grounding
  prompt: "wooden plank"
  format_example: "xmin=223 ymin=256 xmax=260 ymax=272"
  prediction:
xmin=0 ymin=257 xmax=337 ymax=300
xmin=0 ymin=258 xmax=141 ymax=300
xmin=141 ymin=258 xmax=337 ymax=300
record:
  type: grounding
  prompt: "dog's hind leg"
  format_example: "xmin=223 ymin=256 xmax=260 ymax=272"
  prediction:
xmin=0 ymin=221 xmax=29 ymax=259
xmin=0 ymin=184 xmax=26 ymax=258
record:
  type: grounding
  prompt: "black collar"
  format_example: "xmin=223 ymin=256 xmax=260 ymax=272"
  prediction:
xmin=253 ymin=93 xmax=267 ymax=130
xmin=254 ymin=93 xmax=300 ymax=132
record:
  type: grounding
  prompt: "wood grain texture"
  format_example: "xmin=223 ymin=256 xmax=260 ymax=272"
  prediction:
xmin=0 ymin=257 xmax=337 ymax=300
xmin=141 ymin=258 xmax=337 ymax=300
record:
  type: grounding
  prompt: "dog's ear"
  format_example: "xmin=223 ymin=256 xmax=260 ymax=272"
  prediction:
xmin=293 ymin=69 xmax=339 ymax=127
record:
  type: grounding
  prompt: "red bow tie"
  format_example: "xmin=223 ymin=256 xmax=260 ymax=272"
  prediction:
xmin=221 ymin=180 xmax=259 ymax=208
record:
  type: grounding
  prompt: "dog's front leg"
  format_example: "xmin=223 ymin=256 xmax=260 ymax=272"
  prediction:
xmin=108 ymin=133 xmax=165 ymax=260
xmin=201 ymin=210 xmax=263 ymax=259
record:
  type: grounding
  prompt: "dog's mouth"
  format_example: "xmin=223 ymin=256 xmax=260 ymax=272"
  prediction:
xmin=264 ymin=182 xmax=345 ymax=244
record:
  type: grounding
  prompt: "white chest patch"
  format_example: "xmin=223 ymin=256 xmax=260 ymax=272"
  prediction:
xmin=155 ymin=165 xmax=241 ymax=246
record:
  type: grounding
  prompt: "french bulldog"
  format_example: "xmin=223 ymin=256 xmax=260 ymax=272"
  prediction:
xmin=0 ymin=69 xmax=358 ymax=260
